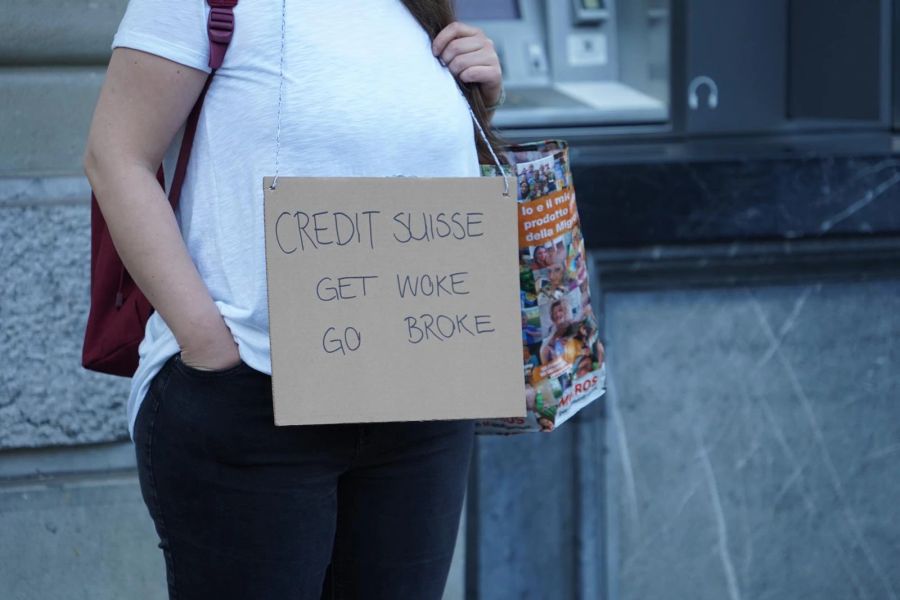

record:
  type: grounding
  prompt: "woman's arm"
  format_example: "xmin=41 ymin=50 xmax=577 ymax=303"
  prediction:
xmin=83 ymin=47 xmax=240 ymax=371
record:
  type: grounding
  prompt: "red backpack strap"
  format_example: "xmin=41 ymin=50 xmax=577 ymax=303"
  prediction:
xmin=168 ymin=0 xmax=238 ymax=208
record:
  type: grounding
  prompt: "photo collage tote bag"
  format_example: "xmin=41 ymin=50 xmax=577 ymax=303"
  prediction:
xmin=478 ymin=141 xmax=606 ymax=433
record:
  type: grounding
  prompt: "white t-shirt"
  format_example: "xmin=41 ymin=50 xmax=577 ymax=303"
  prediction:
xmin=112 ymin=0 xmax=480 ymax=437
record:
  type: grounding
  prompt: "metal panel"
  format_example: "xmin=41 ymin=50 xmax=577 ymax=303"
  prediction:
xmin=893 ymin=0 xmax=900 ymax=130
xmin=601 ymin=274 xmax=900 ymax=600
xmin=682 ymin=0 xmax=787 ymax=134
xmin=789 ymin=0 xmax=887 ymax=123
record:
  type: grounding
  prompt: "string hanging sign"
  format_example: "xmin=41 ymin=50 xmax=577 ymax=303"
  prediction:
xmin=262 ymin=0 xmax=522 ymax=425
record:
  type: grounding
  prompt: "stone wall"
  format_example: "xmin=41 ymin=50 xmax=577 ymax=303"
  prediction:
xmin=2 ymin=0 xmax=132 ymax=449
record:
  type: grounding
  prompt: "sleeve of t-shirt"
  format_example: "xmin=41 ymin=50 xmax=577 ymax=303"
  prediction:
xmin=111 ymin=0 xmax=211 ymax=73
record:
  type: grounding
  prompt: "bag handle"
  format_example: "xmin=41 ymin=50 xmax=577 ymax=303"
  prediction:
xmin=467 ymin=104 xmax=510 ymax=196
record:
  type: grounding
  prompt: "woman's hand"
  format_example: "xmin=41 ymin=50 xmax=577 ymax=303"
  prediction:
xmin=432 ymin=22 xmax=503 ymax=108
xmin=179 ymin=318 xmax=242 ymax=372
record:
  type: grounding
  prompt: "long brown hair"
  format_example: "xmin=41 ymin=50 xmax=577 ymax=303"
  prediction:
xmin=400 ymin=0 xmax=504 ymax=164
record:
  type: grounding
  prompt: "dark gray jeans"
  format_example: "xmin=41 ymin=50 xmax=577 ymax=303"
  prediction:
xmin=134 ymin=355 xmax=474 ymax=599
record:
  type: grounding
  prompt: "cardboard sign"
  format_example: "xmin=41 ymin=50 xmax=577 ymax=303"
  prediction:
xmin=263 ymin=176 xmax=525 ymax=426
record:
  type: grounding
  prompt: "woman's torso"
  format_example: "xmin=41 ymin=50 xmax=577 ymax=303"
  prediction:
xmin=114 ymin=0 xmax=480 ymax=436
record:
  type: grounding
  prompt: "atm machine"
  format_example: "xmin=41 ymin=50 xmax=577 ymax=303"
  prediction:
xmin=455 ymin=0 xmax=670 ymax=130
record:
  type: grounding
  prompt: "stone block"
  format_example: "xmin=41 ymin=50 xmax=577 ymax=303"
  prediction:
xmin=0 ymin=0 xmax=126 ymax=65
xmin=0 ymin=468 xmax=166 ymax=600
xmin=0 ymin=201 xmax=130 ymax=448
xmin=472 ymin=430 xmax=580 ymax=600
xmin=0 ymin=67 xmax=105 ymax=176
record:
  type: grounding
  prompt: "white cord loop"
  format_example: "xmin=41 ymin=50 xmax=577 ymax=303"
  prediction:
xmin=467 ymin=104 xmax=510 ymax=196
xmin=269 ymin=0 xmax=288 ymax=190
xmin=269 ymin=1 xmax=509 ymax=198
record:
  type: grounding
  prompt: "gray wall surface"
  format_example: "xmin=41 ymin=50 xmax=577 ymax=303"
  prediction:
xmin=0 ymin=445 xmax=166 ymax=600
xmin=1 ymin=3 xmax=163 ymax=596
xmin=2 ymin=0 xmax=132 ymax=449
xmin=1 ymin=194 xmax=131 ymax=449
xmin=604 ymin=279 xmax=900 ymax=600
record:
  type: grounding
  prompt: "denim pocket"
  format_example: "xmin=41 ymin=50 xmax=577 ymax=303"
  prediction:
xmin=172 ymin=352 xmax=253 ymax=379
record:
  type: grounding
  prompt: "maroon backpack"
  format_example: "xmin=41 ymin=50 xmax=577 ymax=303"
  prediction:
xmin=82 ymin=0 xmax=238 ymax=376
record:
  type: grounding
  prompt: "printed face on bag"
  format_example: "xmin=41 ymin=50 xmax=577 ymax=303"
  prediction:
xmin=575 ymin=354 xmax=593 ymax=380
xmin=538 ymin=287 xmax=583 ymax=336
xmin=533 ymin=245 xmax=553 ymax=268
xmin=551 ymin=301 xmax=568 ymax=327
xmin=548 ymin=263 xmax=567 ymax=289
xmin=572 ymin=254 xmax=586 ymax=284
xmin=518 ymin=180 xmax=530 ymax=201
xmin=554 ymin=240 xmax=566 ymax=264
xmin=575 ymin=320 xmax=596 ymax=345
xmin=534 ymin=266 xmax=574 ymax=305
